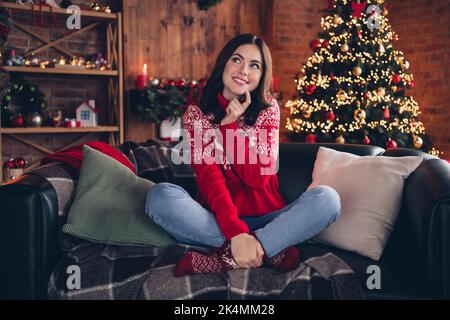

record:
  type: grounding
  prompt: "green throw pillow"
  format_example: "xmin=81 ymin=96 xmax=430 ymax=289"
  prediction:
xmin=62 ymin=145 xmax=176 ymax=247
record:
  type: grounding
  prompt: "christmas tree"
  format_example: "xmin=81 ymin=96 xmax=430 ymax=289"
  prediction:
xmin=285 ymin=0 xmax=441 ymax=156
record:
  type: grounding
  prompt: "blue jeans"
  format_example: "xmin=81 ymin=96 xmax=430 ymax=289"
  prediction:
xmin=145 ymin=182 xmax=341 ymax=258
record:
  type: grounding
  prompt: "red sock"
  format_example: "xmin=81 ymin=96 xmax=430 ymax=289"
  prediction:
xmin=174 ymin=241 xmax=240 ymax=277
xmin=174 ymin=251 xmax=224 ymax=277
xmin=263 ymin=246 xmax=300 ymax=272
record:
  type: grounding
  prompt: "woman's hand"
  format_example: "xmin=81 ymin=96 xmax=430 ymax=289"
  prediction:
xmin=230 ymin=233 xmax=265 ymax=269
xmin=220 ymin=90 xmax=251 ymax=126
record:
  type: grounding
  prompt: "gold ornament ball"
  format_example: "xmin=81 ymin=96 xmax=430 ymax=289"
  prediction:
xmin=354 ymin=109 xmax=366 ymax=121
xmin=352 ymin=66 xmax=362 ymax=76
xmin=383 ymin=8 xmax=389 ymax=16
xmin=391 ymin=86 xmax=398 ymax=92
xmin=334 ymin=16 xmax=343 ymax=24
xmin=336 ymin=135 xmax=346 ymax=144
xmin=341 ymin=43 xmax=349 ymax=53
xmin=414 ymin=135 xmax=423 ymax=148
xmin=337 ymin=89 xmax=347 ymax=101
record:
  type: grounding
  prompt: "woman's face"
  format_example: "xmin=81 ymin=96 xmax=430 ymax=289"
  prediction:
xmin=222 ymin=44 xmax=263 ymax=101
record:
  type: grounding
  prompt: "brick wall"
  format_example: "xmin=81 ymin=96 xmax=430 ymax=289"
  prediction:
xmin=271 ymin=0 xmax=450 ymax=156
xmin=388 ymin=0 xmax=450 ymax=156
xmin=271 ymin=0 xmax=326 ymax=140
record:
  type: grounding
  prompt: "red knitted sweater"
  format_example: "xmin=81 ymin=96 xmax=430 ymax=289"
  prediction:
xmin=182 ymin=93 xmax=286 ymax=240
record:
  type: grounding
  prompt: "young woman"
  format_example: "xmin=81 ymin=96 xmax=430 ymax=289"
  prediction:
xmin=145 ymin=34 xmax=341 ymax=276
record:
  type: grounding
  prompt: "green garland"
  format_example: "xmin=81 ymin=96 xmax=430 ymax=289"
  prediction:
xmin=197 ymin=0 xmax=224 ymax=11
xmin=1 ymin=75 xmax=47 ymax=127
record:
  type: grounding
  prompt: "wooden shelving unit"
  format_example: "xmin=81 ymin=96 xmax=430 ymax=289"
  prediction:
xmin=0 ymin=2 xmax=124 ymax=181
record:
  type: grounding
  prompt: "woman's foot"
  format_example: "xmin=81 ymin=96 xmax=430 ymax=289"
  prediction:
xmin=174 ymin=241 xmax=240 ymax=277
xmin=263 ymin=246 xmax=300 ymax=272
xmin=174 ymin=241 xmax=300 ymax=276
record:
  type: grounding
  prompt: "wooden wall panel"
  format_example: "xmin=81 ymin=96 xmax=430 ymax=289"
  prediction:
xmin=123 ymin=0 xmax=273 ymax=143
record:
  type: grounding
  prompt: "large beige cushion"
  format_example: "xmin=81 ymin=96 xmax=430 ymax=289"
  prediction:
xmin=307 ymin=147 xmax=423 ymax=260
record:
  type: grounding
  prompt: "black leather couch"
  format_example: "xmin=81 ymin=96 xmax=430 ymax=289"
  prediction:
xmin=1 ymin=142 xmax=450 ymax=300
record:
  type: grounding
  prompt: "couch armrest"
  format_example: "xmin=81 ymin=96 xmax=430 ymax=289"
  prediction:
xmin=0 ymin=163 xmax=78 ymax=299
xmin=396 ymin=159 xmax=450 ymax=298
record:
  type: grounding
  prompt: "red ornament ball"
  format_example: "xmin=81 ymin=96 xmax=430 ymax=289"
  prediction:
xmin=14 ymin=158 xmax=26 ymax=168
xmin=363 ymin=136 xmax=371 ymax=145
xmin=392 ymin=74 xmax=402 ymax=84
xmin=305 ymin=85 xmax=317 ymax=95
xmin=309 ymin=39 xmax=321 ymax=51
xmin=6 ymin=160 xmax=15 ymax=169
xmin=322 ymin=40 xmax=330 ymax=48
xmin=386 ymin=138 xmax=398 ymax=149
xmin=305 ymin=134 xmax=317 ymax=143
xmin=326 ymin=111 xmax=335 ymax=122
xmin=330 ymin=73 xmax=336 ymax=81
xmin=410 ymin=81 xmax=415 ymax=89
xmin=11 ymin=114 xmax=25 ymax=127
xmin=384 ymin=107 xmax=390 ymax=119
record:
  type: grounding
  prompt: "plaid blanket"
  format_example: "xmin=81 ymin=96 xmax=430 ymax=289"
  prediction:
xmin=118 ymin=139 xmax=198 ymax=198
xmin=36 ymin=139 xmax=364 ymax=299
xmin=48 ymin=236 xmax=364 ymax=300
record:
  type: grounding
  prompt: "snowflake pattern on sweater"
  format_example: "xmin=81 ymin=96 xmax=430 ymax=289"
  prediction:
xmin=183 ymin=98 xmax=280 ymax=170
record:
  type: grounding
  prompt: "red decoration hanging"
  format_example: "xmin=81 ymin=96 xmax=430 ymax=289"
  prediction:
xmin=392 ymin=74 xmax=402 ymax=84
xmin=326 ymin=111 xmax=335 ymax=122
xmin=351 ymin=1 xmax=367 ymax=19
xmin=309 ymin=39 xmax=321 ymax=51
xmin=363 ymin=136 xmax=371 ymax=145
xmin=384 ymin=107 xmax=390 ymax=119
xmin=409 ymin=81 xmax=415 ymax=89
xmin=31 ymin=1 xmax=63 ymax=35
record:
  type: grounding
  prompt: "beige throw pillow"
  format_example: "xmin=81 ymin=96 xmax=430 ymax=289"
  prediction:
xmin=307 ymin=147 xmax=423 ymax=260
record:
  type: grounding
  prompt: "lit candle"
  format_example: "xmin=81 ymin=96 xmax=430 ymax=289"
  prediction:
xmin=136 ymin=63 xmax=148 ymax=89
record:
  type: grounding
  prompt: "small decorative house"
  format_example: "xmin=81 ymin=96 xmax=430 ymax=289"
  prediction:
xmin=76 ymin=100 xmax=97 ymax=127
